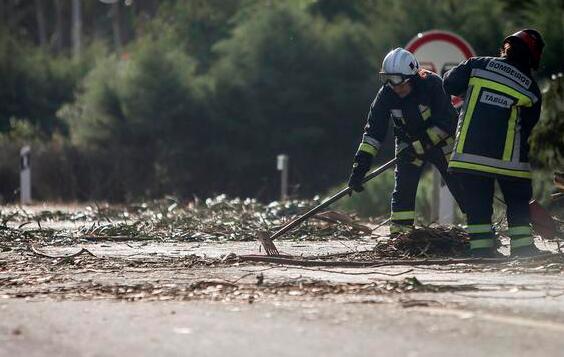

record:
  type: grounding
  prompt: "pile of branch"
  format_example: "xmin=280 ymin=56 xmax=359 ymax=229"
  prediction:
xmin=374 ymin=226 xmax=470 ymax=258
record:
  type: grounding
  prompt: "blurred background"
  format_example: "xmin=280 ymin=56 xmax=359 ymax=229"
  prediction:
xmin=0 ymin=0 xmax=562 ymax=215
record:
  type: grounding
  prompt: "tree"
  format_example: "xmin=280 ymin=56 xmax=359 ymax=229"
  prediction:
xmin=208 ymin=2 xmax=376 ymax=197
xmin=530 ymin=74 xmax=564 ymax=170
xmin=34 ymin=0 xmax=47 ymax=47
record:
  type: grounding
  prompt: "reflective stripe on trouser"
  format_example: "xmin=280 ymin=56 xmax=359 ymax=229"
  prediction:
xmin=391 ymin=210 xmax=415 ymax=221
xmin=466 ymin=224 xmax=495 ymax=249
xmin=391 ymin=157 xmax=423 ymax=231
xmin=392 ymin=146 xmax=467 ymax=221
xmin=390 ymin=222 xmax=414 ymax=235
xmin=455 ymin=173 xmax=495 ymax=249
xmin=390 ymin=211 xmax=415 ymax=234
xmin=499 ymin=178 xmax=533 ymax=248
xmin=508 ymin=225 xmax=534 ymax=248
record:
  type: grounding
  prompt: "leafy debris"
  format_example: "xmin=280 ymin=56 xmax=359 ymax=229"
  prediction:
xmin=0 ymin=196 xmax=370 ymax=248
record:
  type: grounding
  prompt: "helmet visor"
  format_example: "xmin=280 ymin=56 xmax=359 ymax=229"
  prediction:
xmin=379 ymin=73 xmax=410 ymax=86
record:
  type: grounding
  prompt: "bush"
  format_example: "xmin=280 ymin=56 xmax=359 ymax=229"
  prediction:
xmin=0 ymin=28 xmax=94 ymax=135
xmin=59 ymin=36 xmax=210 ymax=201
xmin=208 ymin=3 xmax=376 ymax=198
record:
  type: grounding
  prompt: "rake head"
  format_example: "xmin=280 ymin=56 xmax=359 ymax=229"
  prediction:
xmin=257 ymin=231 xmax=279 ymax=256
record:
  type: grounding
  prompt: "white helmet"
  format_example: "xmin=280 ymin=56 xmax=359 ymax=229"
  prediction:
xmin=380 ymin=48 xmax=419 ymax=85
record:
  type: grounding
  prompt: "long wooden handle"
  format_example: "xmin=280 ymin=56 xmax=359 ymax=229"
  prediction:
xmin=269 ymin=157 xmax=397 ymax=241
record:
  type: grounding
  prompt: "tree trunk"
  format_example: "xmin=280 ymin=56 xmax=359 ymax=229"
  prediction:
xmin=53 ymin=0 xmax=64 ymax=53
xmin=0 ymin=0 xmax=4 ymax=26
xmin=72 ymin=0 xmax=82 ymax=58
xmin=112 ymin=2 xmax=122 ymax=52
xmin=35 ymin=0 xmax=47 ymax=47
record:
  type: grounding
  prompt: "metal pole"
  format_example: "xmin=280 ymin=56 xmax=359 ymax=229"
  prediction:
xmin=277 ymin=154 xmax=289 ymax=201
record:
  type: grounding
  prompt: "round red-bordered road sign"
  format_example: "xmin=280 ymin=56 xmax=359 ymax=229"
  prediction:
xmin=406 ymin=30 xmax=475 ymax=107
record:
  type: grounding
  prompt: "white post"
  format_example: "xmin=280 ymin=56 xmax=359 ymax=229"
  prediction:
xmin=432 ymin=167 xmax=455 ymax=224
xmin=20 ymin=146 xmax=31 ymax=205
xmin=431 ymin=167 xmax=440 ymax=223
xmin=276 ymin=154 xmax=289 ymax=201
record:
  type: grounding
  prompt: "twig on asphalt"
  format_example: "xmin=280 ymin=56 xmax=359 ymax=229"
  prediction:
xmin=240 ymin=266 xmax=278 ymax=274
xmin=399 ymin=298 xmax=443 ymax=308
xmin=30 ymin=246 xmax=96 ymax=259
xmin=239 ymin=254 xmax=510 ymax=267
xmin=279 ymin=265 xmax=414 ymax=277
xmin=310 ymin=249 xmax=376 ymax=259
xmin=221 ymin=267 xmax=279 ymax=284
xmin=238 ymin=253 xmax=562 ymax=268
xmin=17 ymin=221 xmax=32 ymax=229
xmin=338 ymin=240 xmax=357 ymax=252
xmin=452 ymin=290 xmax=564 ymax=300
xmin=220 ymin=272 xmax=254 ymax=284
xmin=81 ymin=235 xmax=132 ymax=241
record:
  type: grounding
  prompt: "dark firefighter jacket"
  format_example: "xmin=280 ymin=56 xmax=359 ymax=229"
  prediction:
xmin=357 ymin=70 xmax=457 ymax=159
xmin=443 ymin=56 xmax=542 ymax=180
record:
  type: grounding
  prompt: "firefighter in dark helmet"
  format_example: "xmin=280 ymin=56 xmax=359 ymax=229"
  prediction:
xmin=443 ymin=29 xmax=545 ymax=257
xmin=348 ymin=48 xmax=466 ymax=237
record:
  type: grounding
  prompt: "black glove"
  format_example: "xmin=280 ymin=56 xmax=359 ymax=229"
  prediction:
xmin=348 ymin=151 xmax=372 ymax=193
xmin=399 ymin=139 xmax=427 ymax=164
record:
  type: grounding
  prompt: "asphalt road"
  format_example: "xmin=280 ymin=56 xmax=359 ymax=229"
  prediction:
xmin=2 ymin=299 xmax=564 ymax=357
xmin=1 ymin=213 xmax=563 ymax=357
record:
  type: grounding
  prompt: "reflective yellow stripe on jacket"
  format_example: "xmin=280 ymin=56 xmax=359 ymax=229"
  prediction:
xmin=449 ymin=65 xmax=538 ymax=179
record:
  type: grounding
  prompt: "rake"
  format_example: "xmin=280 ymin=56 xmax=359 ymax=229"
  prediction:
xmin=257 ymin=157 xmax=561 ymax=256
xmin=258 ymin=157 xmax=398 ymax=256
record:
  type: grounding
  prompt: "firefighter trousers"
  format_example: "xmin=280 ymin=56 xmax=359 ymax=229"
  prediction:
xmin=455 ymin=173 xmax=534 ymax=250
xmin=390 ymin=147 xmax=466 ymax=234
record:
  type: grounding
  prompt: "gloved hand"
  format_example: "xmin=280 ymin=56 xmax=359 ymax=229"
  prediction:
xmin=348 ymin=151 xmax=373 ymax=193
xmin=400 ymin=139 xmax=426 ymax=164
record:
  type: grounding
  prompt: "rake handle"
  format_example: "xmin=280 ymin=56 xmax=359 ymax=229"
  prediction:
xmin=269 ymin=157 xmax=398 ymax=241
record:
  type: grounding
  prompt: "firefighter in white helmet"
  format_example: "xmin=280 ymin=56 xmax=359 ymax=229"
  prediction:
xmin=348 ymin=48 xmax=465 ymax=237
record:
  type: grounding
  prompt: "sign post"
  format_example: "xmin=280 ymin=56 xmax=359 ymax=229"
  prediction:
xmin=406 ymin=30 xmax=475 ymax=224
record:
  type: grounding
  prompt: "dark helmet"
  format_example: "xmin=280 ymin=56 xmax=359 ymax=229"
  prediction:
xmin=503 ymin=29 xmax=545 ymax=69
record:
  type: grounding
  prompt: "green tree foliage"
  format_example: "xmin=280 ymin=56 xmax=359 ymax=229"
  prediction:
xmin=530 ymin=74 xmax=564 ymax=170
xmin=208 ymin=2 xmax=375 ymax=197
xmin=0 ymin=27 xmax=83 ymax=134
xmin=500 ymin=0 xmax=564 ymax=76
xmin=60 ymin=36 xmax=209 ymax=200
xmin=150 ymin=0 xmax=243 ymax=71
xmin=0 ymin=0 xmax=561 ymax=203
